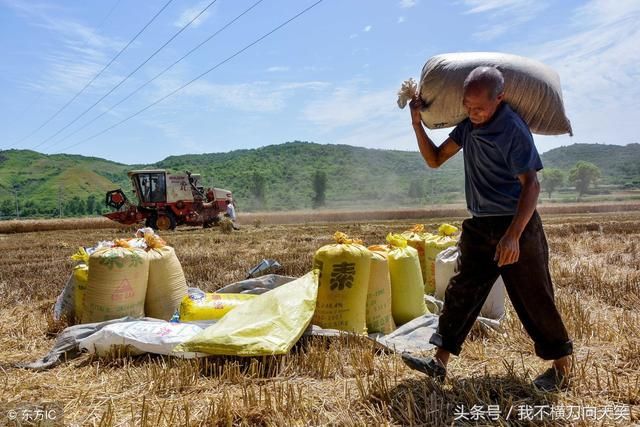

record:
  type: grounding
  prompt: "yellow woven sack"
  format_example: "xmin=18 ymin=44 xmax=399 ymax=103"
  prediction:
xmin=312 ymin=232 xmax=371 ymax=334
xmin=179 ymin=293 xmax=256 ymax=322
xmin=386 ymin=233 xmax=428 ymax=325
xmin=174 ymin=271 xmax=318 ymax=356
xmin=72 ymin=265 xmax=89 ymax=320
xmin=70 ymin=247 xmax=90 ymax=321
xmin=82 ymin=244 xmax=149 ymax=323
xmin=142 ymin=232 xmax=188 ymax=320
xmin=424 ymin=224 xmax=459 ymax=295
xmin=401 ymin=224 xmax=429 ymax=288
xmin=366 ymin=250 xmax=396 ymax=334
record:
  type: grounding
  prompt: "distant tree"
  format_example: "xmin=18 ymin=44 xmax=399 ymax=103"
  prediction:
xmin=569 ymin=161 xmax=601 ymax=200
xmin=86 ymin=194 xmax=97 ymax=216
xmin=312 ymin=170 xmax=327 ymax=208
xmin=23 ymin=200 xmax=37 ymax=217
xmin=541 ymin=168 xmax=565 ymax=199
xmin=250 ymin=172 xmax=266 ymax=208
xmin=0 ymin=199 xmax=14 ymax=218
xmin=408 ymin=179 xmax=425 ymax=199
xmin=65 ymin=196 xmax=85 ymax=216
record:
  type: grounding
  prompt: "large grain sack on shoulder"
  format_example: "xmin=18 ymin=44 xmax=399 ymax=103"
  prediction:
xmin=401 ymin=225 xmax=429 ymax=288
xmin=82 ymin=242 xmax=149 ymax=323
xmin=366 ymin=250 xmax=396 ymax=334
xmin=407 ymin=52 xmax=572 ymax=135
xmin=142 ymin=232 xmax=188 ymax=320
xmin=386 ymin=234 xmax=428 ymax=326
xmin=435 ymin=246 xmax=505 ymax=319
xmin=424 ymin=224 xmax=459 ymax=295
xmin=313 ymin=232 xmax=371 ymax=334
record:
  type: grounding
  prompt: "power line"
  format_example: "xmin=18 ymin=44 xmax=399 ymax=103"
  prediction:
xmin=46 ymin=0 xmax=266 ymax=150
xmin=60 ymin=0 xmax=325 ymax=153
xmin=4 ymin=0 xmax=174 ymax=149
xmin=32 ymin=0 xmax=219 ymax=152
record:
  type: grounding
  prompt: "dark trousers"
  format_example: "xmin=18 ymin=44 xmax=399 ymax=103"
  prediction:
xmin=429 ymin=211 xmax=573 ymax=360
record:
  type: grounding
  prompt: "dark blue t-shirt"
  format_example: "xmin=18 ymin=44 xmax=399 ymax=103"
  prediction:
xmin=449 ymin=103 xmax=543 ymax=217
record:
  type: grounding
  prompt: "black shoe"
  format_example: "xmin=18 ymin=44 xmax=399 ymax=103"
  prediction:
xmin=533 ymin=367 xmax=570 ymax=392
xmin=401 ymin=353 xmax=446 ymax=381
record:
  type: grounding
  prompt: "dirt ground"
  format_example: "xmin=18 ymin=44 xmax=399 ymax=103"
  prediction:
xmin=0 ymin=211 xmax=638 ymax=426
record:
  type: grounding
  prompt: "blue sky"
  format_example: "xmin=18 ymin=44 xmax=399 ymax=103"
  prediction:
xmin=1 ymin=0 xmax=638 ymax=164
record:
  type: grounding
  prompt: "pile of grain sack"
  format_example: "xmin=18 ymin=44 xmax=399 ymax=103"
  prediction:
xmin=54 ymin=229 xmax=280 ymax=325
xmin=311 ymin=226 xmax=505 ymax=335
xmin=54 ymin=228 xmax=188 ymax=324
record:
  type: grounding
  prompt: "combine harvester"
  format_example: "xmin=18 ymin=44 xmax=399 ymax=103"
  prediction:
xmin=104 ymin=170 xmax=234 ymax=230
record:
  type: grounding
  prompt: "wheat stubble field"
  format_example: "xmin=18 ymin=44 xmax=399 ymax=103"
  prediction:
xmin=0 ymin=211 xmax=638 ymax=426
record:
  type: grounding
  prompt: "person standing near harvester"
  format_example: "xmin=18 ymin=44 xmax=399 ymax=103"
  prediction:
xmin=402 ymin=66 xmax=573 ymax=392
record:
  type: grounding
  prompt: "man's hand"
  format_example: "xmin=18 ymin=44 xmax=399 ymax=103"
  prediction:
xmin=409 ymin=96 xmax=424 ymax=125
xmin=495 ymin=229 xmax=520 ymax=267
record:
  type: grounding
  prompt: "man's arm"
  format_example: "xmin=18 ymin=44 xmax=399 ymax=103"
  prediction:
xmin=494 ymin=169 xmax=540 ymax=266
xmin=410 ymin=98 xmax=461 ymax=168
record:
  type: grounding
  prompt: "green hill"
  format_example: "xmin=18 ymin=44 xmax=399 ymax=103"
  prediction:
xmin=154 ymin=142 xmax=465 ymax=210
xmin=0 ymin=142 xmax=638 ymax=218
xmin=540 ymin=143 xmax=640 ymax=185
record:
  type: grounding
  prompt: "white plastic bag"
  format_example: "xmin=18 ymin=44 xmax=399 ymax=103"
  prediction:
xmin=79 ymin=320 xmax=203 ymax=358
xmin=435 ymin=246 xmax=505 ymax=319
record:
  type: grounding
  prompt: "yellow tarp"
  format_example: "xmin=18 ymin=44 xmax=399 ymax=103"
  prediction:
xmin=174 ymin=271 xmax=319 ymax=356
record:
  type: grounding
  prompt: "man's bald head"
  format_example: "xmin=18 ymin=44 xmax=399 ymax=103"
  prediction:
xmin=463 ymin=66 xmax=504 ymax=99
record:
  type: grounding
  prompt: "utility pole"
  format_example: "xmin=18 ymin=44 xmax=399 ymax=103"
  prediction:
xmin=13 ymin=185 xmax=19 ymax=219
xmin=58 ymin=185 xmax=63 ymax=218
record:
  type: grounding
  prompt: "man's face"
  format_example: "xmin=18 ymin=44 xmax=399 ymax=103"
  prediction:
xmin=462 ymin=86 xmax=503 ymax=126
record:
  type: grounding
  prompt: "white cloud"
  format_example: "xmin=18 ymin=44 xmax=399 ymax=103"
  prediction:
xmin=400 ymin=0 xmax=417 ymax=8
xmin=266 ymin=66 xmax=290 ymax=73
xmin=173 ymin=1 xmax=214 ymax=28
xmin=349 ymin=33 xmax=358 ymax=39
xmin=302 ymin=82 xmax=399 ymax=129
xmin=461 ymin=0 xmax=548 ymax=41
xmin=462 ymin=0 xmax=534 ymax=14
xmin=522 ymin=0 xmax=640 ymax=147
xmin=397 ymin=16 xmax=406 ymax=24
xmin=363 ymin=25 xmax=372 ymax=32
xmin=151 ymin=74 xmax=330 ymax=114
xmin=3 ymin=0 xmax=125 ymax=94
xmin=300 ymin=80 xmax=450 ymax=151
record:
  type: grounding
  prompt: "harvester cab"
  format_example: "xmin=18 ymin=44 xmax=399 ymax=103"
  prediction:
xmin=104 ymin=170 xmax=234 ymax=231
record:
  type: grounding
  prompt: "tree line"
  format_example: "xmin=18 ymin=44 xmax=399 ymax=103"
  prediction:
xmin=0 ymin=194 xmax=108 ymax=219
xmin=541 ymin=161 xmax=602 ymax=200
xmin=0 ymin=161 xmax=612 ymax=219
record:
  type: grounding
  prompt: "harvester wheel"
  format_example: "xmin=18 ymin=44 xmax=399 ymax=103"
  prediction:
xmin=149 ymin=211 xmax=176 ymax=231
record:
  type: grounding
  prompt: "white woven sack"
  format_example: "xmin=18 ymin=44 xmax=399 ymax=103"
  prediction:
xmin=435 ymin=246 xmax=506 ymax=320
xmin=418 ymin=52 xmax=572 ymax=136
